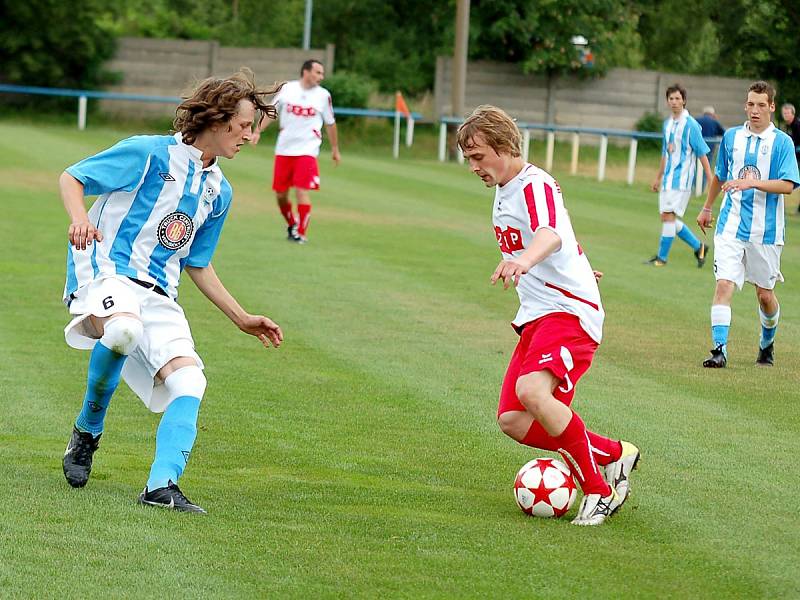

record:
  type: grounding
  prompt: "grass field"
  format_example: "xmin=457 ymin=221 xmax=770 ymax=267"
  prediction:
xmin=1 ymin=120 xmax=799 ymax=598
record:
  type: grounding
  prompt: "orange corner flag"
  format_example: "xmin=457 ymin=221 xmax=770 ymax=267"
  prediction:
xmin=395 ymin=92 xmax=411 ymax=117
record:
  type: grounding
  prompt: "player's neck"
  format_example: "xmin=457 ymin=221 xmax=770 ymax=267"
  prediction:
xmin=498 ymin=157 xmax=527 ymax=187
xmin=748 ymin=120 xmax=771 ymax=134
xmin=671 ymin=108 xmax=684 ymax=119
xmin=300 ymin=79 xmax=316 ymax=90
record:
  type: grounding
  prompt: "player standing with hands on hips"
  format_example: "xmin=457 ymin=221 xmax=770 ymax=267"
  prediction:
xmin=458 ymin=105 xmax=639 ymax=526
xmin=697 ymin=81 xmax=799 ymax=368
xmin=251 ymin=59 xmax=340 ymax=244
xmin=60 ymin=69 xmax=284 ymax=513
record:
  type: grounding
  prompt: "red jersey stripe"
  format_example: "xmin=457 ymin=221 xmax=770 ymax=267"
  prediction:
xmin=544 ymin=282 xmax=599 ymax=311
xmin=544 ymin=183 xmax=556 ymax=228
xmin=523 ymin=183 xmax=539 ymax=231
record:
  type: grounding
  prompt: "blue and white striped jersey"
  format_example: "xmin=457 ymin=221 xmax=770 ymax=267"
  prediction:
xmin=660 ymin=110 xmax=710 ymax=191
xmin=64 ymin=133 xmax=233 ymax=303
xmin=715 ymin=123 xmax=800 ymax=245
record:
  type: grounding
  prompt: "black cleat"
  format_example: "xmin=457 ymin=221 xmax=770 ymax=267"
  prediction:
xmin=138 ymin=481 xmax=207 ymax=514
xmin=644 ymin=255 xmax=667 ymax=266
xmin=703 ymin=344 xmax=727 ymax=368
xmin=287 ymin=225 xmax=302 ymax=242
xmin=695 ymin=243 xmax=708 ymax=268
xmin=63 ymin=427 xmax=101 ymax=488
xmin=756 ymin=342 xmax=774 ymax=366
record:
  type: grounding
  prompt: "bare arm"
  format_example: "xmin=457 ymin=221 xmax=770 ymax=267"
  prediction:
xmin=60 ymin=171 xmax=103 ymax=250
xmin=491 ymin=228 xmax=562 ymax=289
xmin=721 ymin=178 xmax=795 ymax=195
xmin=697 ymin=175 xmax=723 ymax=234
xmin=651 ymin=155 xmax=667 ymax=192
xmin=185 ymin=264 xmax=283 ymax=348
xmin=699 ymin=154 xmax=713 ymax=183
xmin=325 ymin=123 xmax=341 ymax=165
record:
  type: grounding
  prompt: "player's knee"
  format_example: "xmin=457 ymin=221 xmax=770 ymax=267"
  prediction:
xmin=515 ymin=378 xmax=550 ymax=417
xmin=101 ymin=315 xmax=143 ymax=355
xmin=756 ymin=287 xmax=775 ymax=305
xmin=164 ymin=365 xmax=207 ymax=401
xmin=497 ymin=412 xmax=525 ymax=441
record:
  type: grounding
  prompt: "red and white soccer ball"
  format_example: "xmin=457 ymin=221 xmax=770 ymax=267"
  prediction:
xmin=513 ymin=457 xmax=577 ymax=518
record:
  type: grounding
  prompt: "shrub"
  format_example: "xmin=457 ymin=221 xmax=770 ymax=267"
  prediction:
xmin=635 ymin=111 xmax=664 ymax=150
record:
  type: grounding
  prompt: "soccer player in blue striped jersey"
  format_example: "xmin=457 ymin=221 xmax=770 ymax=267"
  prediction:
xmin=647 ymin=84 xmax=713 ymax=267
xmin=697 ymin=81 xmax=800 ymax=368
xmin=60 ymin=70 xmax=284 ymax=513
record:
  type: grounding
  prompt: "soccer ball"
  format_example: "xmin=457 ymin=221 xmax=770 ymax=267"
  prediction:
xmin=513 ymin=457 xmax=577 ymax=518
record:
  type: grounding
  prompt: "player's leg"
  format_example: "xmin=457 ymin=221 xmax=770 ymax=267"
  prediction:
xmin=748 ymin=243 xmax=783 ymax=366
xmin=295 ymin=188 xmax=312 ymax=242
xmin=755 ymin=287 xmax=779 ymax=366
xmin=63 ymin=278 xmax=144 ymax=488
xmin=273 ymin=156 xmax=300 ymax=240
xmin=674 ymin=219 xmax=706 ymax=267
xmin=293 ymin=156 xmax=321 ymax=241
xmin=704 ymin=236 xmax=744 ymax=367
xmin=138 ymin=356 xmax=207 ymax=513
xmin=646 ymin=209 xmax=675 ymax=266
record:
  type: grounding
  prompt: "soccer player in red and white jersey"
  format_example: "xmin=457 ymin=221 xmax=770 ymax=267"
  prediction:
xmin=252 ymin=59 xmax=340 ymax=243
xmin=457 ymin=105 xmax=640 ymax=525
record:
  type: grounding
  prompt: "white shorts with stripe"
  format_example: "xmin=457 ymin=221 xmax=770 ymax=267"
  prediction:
xmin=713 ymin=235 xmax=783 ymax=290
xmin=64 ymin=275 xmax=204 ymax=413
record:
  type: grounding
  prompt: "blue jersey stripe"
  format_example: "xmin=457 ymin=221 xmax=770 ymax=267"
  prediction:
xmin=763 ymin=193 xmax=779 ymax=244
xmin=717 ymin=196 xmax=732 ymax=232
xmin=66 ymin=246 xmax=78 ymax=295
xmin=736 ymin=189 xmax=754 ymax=240
xmin=108 ymin=158 xmax=168 ymax=272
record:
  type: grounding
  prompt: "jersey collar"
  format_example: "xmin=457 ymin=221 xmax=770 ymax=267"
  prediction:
xmin=743 ymin=121 xmax=775 ymax=139
xmin=173 ymin=132 xmax=220 ymax=171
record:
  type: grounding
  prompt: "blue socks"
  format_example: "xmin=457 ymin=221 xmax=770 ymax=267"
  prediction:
xmin=75 ymin=342 xmax=126 ymax=436
xmin=657 ymin=221 xmax=676 ymax=261
xmin=675 ymin=220 xmax=701 ymax=252
xmin=759 ymin=305 xmax=779 ymax=349
xmin=711 ymin=305 xmax=731 ymax=355
xmin=147 ymin=395 xmax=201 ymax=491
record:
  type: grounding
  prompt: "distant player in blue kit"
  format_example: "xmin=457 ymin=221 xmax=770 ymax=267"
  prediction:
xmin=59 ymin=70 xmax=284 ymax=512
xmin=697 ymin=81 xmax=800 ymax=368
xmin=647 ymin=84 xmax=713 ymax=267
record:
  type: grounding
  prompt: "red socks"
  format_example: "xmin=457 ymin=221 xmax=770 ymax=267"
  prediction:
xmin=279 ymin=203 xmax=296 ymax=227
xmin=297 ymin=203 xmax=311 ymax=236
xmin=520 ymin=413 xmax=614 ymax=495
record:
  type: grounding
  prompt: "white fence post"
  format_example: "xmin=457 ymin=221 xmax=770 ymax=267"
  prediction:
xmin=627 ymin=138 xmax=638 ymax=185
xmin=78 ymin=95 xmax=87 ymax=130
xmin=545 ymin=131 xmax=555 ymax=172
xmin=438 ymin=122 xmax=447 ymax=162
xmin=393 ymin=111 xmax=401 ymax=159
xmin=570 ymin=133 xmax=579 ymax=175
xmin=522 ymin=129 xmax=531 ymax=162
xmin=695 ymin=157 xmax=703 ymax=196
xmin=406 ymin=116 xmax=414 ymax=147
xmin=597 ymin=135 xmax=608 ymax=182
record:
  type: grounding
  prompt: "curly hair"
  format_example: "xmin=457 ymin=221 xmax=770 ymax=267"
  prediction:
xmin=173 ymin=68 xmax=283 ymax=144
xmin=457 ymin=105 xmax=521 ymax=157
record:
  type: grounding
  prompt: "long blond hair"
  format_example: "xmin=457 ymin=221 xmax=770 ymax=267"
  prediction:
xmin=457 ymin=105 xmax=521 ymax=157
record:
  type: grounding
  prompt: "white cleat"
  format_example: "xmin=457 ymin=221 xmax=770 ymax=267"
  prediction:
xmin=571 ymin=489 xmax=619 ymax=526
xmin=605 ymin=441 xmax=640 ymax=513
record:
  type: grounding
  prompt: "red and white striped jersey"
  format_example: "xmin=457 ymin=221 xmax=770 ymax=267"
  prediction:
xmin=493 ymin=163 xmax=604 ymax=342
xmin=274 ymin=80 xmax=336 ymax=157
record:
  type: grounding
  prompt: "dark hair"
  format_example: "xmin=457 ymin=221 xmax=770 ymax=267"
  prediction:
xmin=301 ymin=60 xmax=323 ymax=76
xmin=457 ymin=105 xmax=521 ymax=157
xmin=748 ymin=80 xmax=776 ymax=104
xmin=665 ymin=83 xmax=687 ymax=105
xmin=173 ymin=68 xmax=283 ymax=144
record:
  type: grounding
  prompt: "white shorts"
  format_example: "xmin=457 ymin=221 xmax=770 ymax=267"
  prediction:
xmin=64 ymin=275 xmax=204 ymax=413
xmin=713 ymin=236 xmax=784 ymax=290
xmin=658 ymin=189 xmax=692 ymax=217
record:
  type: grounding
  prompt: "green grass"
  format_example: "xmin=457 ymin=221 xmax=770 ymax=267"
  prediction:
xmin=1 ymin=120 xmax=799 ymax=598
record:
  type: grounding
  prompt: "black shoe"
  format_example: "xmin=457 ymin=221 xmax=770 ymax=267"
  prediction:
xmin=703 ymin=344 xmax=727 ymax=368
xmin=695 ymin=243 xmax=708 ymax=268
xmin=287 ymin=225 xmax=302 ymax=242
xmin=63 ymin=427 xmax=101 ymax=488
xmin=756 ymin=342 xmax=774 ymax=366
xmin=138 ymin=481 xmax=207 ymax=514
xmin=644 ymin=255 xmax=667 ymax=266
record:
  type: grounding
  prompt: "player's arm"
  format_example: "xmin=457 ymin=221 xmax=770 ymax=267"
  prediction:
xmin=699 ymin=154 xmax=713 ymax=183
xmin=697 ymin=175 xmax=722 ymax=234
xmin=720 ymin=178 xmax=795 ymax=195
xmin=185 ymin=264 xmax=283 ymax=348
xmin=491 ymin=228 xmax=561 ymax=290
xmin=59 ymin=171 xmax=103 ymax=251
xmin=651 ymin=154 xmax=666 ymax=192
xmin=325 ymin=122 xmax=341 ymax=165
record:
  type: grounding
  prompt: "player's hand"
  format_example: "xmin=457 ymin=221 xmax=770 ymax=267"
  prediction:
xmin=332 ymin=149 xmax=341 ymax=166
xmin=491 ymin=259 xmax=530 ymax=289
xmin=650 ymin=178 xmax=660 ymax=193
xmin=239 ymin=314 xmax=283 ymax=348
xmin=593 ymin=270 xmax=603 ymax=282
xmin=696 ymin=208 xmax=714 ymax=235
xmin=249 ymin=129 xmax=261 ymax=146
xmin=68 ymin=220 xmax=103 ymax=251
xmin=721 ymin=178 xmax=754 ymax=193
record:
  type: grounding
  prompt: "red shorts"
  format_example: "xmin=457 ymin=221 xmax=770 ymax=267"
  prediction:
xmin=497 ymin=312 xmax=598 ymax=417
xmin=272 ymin=155 xmax=320 ymax=192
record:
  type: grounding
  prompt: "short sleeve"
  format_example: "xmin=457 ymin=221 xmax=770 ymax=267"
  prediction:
xmin=66 ymin=136 xmax=154 ymax=196
xmin=185 ymin=181 xmax=232 ymax=267
xmin=715 ymin=132 xmax=733 ymax=181
xmin=522 ymin=175 xmax=565 ymax=241
xmin=771 ymin=135 xmax=800 ymax=188
xmin=322 ymin=90 xmax=336 ymax=125
xmin=689 ymin=121 xmax=710 ymax=156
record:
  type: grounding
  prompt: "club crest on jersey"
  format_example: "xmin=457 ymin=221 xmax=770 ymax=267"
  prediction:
xmin=495 ymin=225 xmax=524 ymax=253
xmin=738 ymin=165 xmax=761 ymax=180
xmin=157 ymin=211 xmax=193 ymax=250
xmin=202 ymin=186 xmax=217 ymax=204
